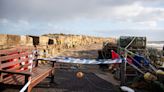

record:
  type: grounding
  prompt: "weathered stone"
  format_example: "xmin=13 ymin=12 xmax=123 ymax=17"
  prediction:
xmin=0 ymin=33 xmax=116 ymax=56
xmin=7 ymin=35 xmax=20 ymax=46
xmin=20 ymin=35 xmax=33 ymax=46
xmin=0 ymin=34 xmax=8 ymax=45
xmin=39 ymin=36 xmax=49 ymax=45
xmin=0 ymin=34 xmax=20 ymax=48
xmin=52 ymin=38 xmax=57 ymax=45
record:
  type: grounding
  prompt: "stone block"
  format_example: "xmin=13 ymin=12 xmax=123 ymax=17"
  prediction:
xmin=20 ymin=35 xmax=33 ymax=46
xmin=0 ymin=34 xmax=20 ymax=46
xmin=0 ymin=34 xmax=7 ymax=45
xmin=39 ymin=36 xmax=49 ymax=45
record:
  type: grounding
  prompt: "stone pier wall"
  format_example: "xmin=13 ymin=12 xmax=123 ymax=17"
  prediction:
xmin=0 ymin=34 xmax=116 ymax=57
xmin=0 ymin=34 xmax=21 ymax=49
xmin=20 ymin=35 xmax=33 ymax=46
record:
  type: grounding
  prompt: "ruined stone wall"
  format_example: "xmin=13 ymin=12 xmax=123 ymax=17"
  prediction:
xmin=0 ymin=34 xmax=21 ymax=49
xmin=20 ymin=35 xmax=33 ymax=46
xmin=0 ymin=34 xmax=7 ymax=46
xmin=39 ymin=36 xmax=50 ymax=45
xmin=0 ymin=34 xmax=116 ymax=57
xmin=34 ymin=35 xmax=116 ymax=57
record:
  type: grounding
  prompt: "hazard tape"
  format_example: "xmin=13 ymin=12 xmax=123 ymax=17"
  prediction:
xmin=38 ymin=57 xmax=122 ymax=64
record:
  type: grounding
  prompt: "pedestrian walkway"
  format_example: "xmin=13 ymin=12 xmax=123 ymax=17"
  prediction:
xmin=32 ymin=69 xmax=119 ymax=92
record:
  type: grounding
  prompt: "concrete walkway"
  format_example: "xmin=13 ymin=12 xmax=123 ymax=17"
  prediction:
xmin=1 ymin=43 xmax=121 ymax=92
xmin=32 ymin=69 xmax=120 ymax=92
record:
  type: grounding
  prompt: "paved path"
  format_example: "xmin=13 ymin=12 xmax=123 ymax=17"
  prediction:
xmin=2 ymin=43 xmax=121 ymax=92
xmin=32 ymin=69 xmax=119 ymax=92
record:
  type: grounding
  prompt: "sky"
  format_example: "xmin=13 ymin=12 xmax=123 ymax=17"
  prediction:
xmin=0 ymin=0 xmax=164 ymax=41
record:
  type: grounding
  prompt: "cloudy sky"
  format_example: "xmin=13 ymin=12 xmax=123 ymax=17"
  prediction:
xmin=0 ymin=0 xmax=164 ymax=41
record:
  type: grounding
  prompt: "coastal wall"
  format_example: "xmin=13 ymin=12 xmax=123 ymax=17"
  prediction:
xmin=0 ymin=34 xmax=116 ymax=57
xmin=0 ymin=34 xmax=21 ymax=49
xmin=20 ymin=35 xmax=33 ymax=46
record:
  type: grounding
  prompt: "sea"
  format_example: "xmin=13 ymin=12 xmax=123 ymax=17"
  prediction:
xmin=147 ymin=41 xmax=164 ymax=50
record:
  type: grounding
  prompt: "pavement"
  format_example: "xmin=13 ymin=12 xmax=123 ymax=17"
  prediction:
xmin=32 ymin=69 xmax=120 ymax=92
xmin=1 ymin=43 xmax=121 ymax=92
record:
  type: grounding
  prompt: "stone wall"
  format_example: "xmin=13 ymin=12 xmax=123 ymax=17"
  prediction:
xmin=20 ymin=35 xmax=33 ymax=46
xmin=36 ymin=35 xmax=116 ymax=57
xmin=39 ymin=36 xmax=50 ymax=45
xmin=0 ymin=34 xmax=116 ymax=58
xmin=0 ymin=34 xmax=21 ymax=49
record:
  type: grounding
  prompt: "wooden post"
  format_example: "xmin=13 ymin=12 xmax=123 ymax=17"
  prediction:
xmin=120 ymin=57 xmax=126 ymax=86
xmin=50 ymin=72 xmax=54 ymax=83
xmin=50 ymin=61 xmax=56 ymax=83
xmin=52 ymin=61 xmax=55 ymax=67
xmin=35 ymin=59 xmax=38 ymax=67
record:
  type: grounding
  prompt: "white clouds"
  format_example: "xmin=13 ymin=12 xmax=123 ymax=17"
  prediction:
xmin=1 ymin=0 xmax=164 ymax=28
xmin=0 ymin=0 xmax=164 ymax=23
xmin=113 ymin=2 xmax=142 ymax=17
xmin=0 ymin=0 xmax=164 ymax=40
xmin=137 ymin=21 xmax=157 ymax=28
xmin=18 ymin=20 xmax=29 ymax=26
xmin=105 ymin=2 xmax=164 ymax=29
xmin=0 ymin=18 xmax=9 ymax=24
